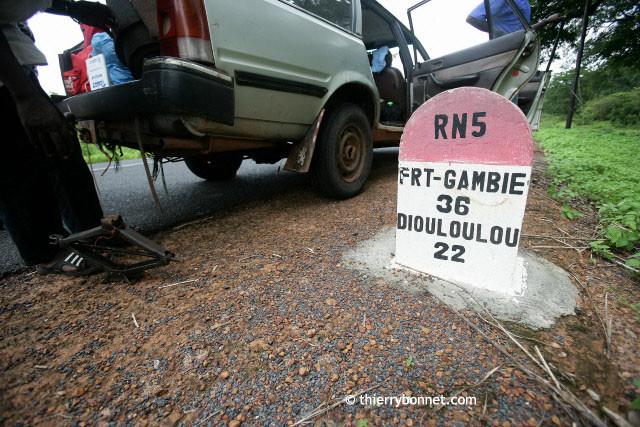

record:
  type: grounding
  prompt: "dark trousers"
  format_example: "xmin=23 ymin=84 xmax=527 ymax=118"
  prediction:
xmin=0 ymin=80 xmax=103 ymax=266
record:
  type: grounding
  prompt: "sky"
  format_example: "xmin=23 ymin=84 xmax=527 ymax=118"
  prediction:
xmin=26 ymin=0 xmax=543 ymax=95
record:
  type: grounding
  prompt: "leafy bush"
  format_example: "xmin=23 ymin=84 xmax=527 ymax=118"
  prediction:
xmin=582 ymin=88 xmax=640 ymax=125
xmin=543 ymin=66 xmax=640 ymax=117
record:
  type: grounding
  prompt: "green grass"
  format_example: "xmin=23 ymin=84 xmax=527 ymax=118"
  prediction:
xmin=535 ymin=116 xmax=640 ymax=268
xmin=80 ymin=142 xmax=141 ymax=164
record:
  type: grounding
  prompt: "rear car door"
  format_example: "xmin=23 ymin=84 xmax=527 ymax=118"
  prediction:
xmin=202 ymin=0 xmax=367 ymax=135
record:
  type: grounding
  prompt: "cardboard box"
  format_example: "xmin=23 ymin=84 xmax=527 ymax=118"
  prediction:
xmin=86 ymin=54 xmax=110 ymax=91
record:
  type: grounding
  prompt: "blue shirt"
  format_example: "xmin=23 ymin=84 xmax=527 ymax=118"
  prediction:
xmin=469 ymin=0 xmax=531 ymax=35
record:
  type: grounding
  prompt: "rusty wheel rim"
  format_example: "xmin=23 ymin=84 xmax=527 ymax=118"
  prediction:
xmin=336 ymin=123 xmax=366 ymax=183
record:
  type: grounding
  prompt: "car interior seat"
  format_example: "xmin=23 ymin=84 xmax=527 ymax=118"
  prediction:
xmin=373 ymin=51 xmax=406 ymax=122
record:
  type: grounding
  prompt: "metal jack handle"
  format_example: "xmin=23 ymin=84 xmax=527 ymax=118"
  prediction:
xmin=52 ymin=214 xmax=175 ymax=282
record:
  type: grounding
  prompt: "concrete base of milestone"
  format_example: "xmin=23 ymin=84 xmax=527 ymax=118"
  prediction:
xmin=343 ymin=227 xmax=578 ymax=330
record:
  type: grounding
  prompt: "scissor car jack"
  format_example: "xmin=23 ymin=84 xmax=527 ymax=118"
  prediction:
xmin=52 ymin=214 xmax=175 ymax=281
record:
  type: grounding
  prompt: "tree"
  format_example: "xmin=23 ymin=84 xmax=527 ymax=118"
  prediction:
xmin=531 ymin=0 xmax=639 ymax=68
xmin=542 ymin=66 xmax=640 ymax=115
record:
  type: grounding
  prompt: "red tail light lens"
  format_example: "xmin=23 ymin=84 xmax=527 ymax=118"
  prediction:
xmin=157 ymin=0 xmax=214 ymax=63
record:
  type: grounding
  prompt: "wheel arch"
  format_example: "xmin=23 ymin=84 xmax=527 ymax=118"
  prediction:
xmin=323 ymin=82 xmax=379 ymax=128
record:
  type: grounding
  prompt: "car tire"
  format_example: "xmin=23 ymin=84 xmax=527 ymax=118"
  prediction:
xmin=312 ymin=103 xmax=373 ymax=199
xmin=185 ymin=154 xmax=244 ymax=181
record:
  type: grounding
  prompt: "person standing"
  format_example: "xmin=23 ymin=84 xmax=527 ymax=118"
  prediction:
xmin=0 ymin=0 xmax=115 ymax=275
xmin=467 ymin=0 xmax=531 ymax=38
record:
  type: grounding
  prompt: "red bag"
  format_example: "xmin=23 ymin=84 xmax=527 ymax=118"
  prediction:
xmin=70 ymin=45 xmax=92 ymax=94
xmin=63 ymin=68 xmax=82 ymax=95
xmin=63 ymin=25 xmax=104 ymax=95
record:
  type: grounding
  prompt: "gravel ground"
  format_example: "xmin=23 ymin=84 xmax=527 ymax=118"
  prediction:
xmin=1 ymin=147 xmax=638 ymax=426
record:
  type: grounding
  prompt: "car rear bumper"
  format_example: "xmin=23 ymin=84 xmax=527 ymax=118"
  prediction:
xmin=57 ymin=57 xmax=235 ymax=126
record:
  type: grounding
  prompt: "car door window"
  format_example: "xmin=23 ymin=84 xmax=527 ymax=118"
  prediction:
xmin=284 ymin=0 xmax=353 ymax=32
xmin=409 ymin=0 xmax=537 ymax=108
xmin=409 ymin=0 xmax=493 ymax=59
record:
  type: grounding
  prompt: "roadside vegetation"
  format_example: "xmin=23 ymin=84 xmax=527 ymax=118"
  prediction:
xmin=81 ymin=141 xmax=141 ymax=164
xmin=536 ymin=62 xmax=640 ymax=272
xmin=537 ymin=117 xmax=640 ymax=269
xmin=537 ymin=65 xmax=640 ymax=409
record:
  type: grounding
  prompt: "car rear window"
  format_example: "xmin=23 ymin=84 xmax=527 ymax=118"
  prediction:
xmin=284 ymin=0 xmax=353 ymax=32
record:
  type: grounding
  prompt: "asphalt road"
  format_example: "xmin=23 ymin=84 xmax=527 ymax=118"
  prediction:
xmin=0 ymin=149 xmax=398 ymax=275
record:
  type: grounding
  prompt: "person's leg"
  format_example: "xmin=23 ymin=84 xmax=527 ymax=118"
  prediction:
xmin=51 ymin=145 xmax=104 ymax=234
xmin=0 ymin=87 xmax=67 ymax=265
xmin=26 ymin=71 xmax=104 ymax=234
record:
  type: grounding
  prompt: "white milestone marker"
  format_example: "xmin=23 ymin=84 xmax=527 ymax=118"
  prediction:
xmin=395 ymin=87 xmax=533 ymax=295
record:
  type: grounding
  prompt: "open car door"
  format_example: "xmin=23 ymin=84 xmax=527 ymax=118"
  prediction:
xmin=409 ymin=0 xmax=540 ymax=115
xmin=517 ymin=17 xmax=565 ymax=130
xmin=518 ymin=70 xmax=550 ymax=130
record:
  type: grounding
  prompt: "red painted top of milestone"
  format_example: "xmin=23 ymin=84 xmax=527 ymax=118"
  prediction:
xmin=400 ymin=87 xmax=533 ymax=166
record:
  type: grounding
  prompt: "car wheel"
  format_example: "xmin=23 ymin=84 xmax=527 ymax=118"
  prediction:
xmin=313 ymin=103 xmax=373 ymax=199
xmin=184 ymin=154 xmax=244 ymax=181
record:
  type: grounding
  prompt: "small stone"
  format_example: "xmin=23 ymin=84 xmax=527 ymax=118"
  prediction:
xmin=285 ymin=359 xmax=296 ymax=368
xmin=285 ymin=377 xmax=294 ymax=384
xmin=248 ymin=339 xmax=270 ymax=352
xmin=307 ymin=329 xmax=317 ymax=338
xmin=551 ymin=415 xmax=561 ymax=426
xmin=229 ymin=421 xmax=241 ymax=427
xmin=331 ymin=374 xmax=339 ymax=382
xmin=298 ymin=367 xmax=310 ymax=377
xmin=220 ymin=371 xmax=230 ymax=380
xmin=168 ymin=412 xmax=181 ymax=424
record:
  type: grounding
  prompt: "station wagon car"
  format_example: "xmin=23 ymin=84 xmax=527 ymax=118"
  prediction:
xmin=58 ymin=0 xmax=541 ymax=199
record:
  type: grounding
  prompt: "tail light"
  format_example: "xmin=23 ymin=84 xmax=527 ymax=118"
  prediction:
xmin=157 ymin=0 xmax=214 ymax=64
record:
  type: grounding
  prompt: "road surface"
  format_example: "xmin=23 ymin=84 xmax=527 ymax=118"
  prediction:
xmin=0 ymin=150 xmax=398 ymax=274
